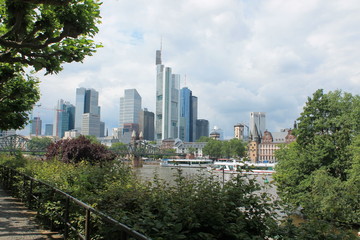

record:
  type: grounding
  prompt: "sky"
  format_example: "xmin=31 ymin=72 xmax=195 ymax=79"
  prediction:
xmin=28 ymin=0 xmax=360 ymax=139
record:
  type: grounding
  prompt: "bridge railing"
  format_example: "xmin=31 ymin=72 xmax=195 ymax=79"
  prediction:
xmin=0 ymin=165 xmax=151 ymax=240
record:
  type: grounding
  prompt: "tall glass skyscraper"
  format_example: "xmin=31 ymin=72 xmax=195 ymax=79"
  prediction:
xmin=53 ymin=99 xmax=75 ymax=138
xmin=155 ymin=50 xmax=180 ymax=140
xmin=179 ymin=87 xmax=198 ymax=142
xmin=119 ymin=89 xmax=142 ymax=130
xmin=75 ymin=88 xmax=101 ymax=137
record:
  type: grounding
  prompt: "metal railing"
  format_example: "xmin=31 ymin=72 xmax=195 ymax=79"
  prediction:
xmin=0 ymin=165 xmax=151 ymax=240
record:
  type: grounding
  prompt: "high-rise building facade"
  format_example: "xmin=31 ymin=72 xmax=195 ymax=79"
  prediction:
xmin=191 ymin=96 xmax=198 ymax=141
xmin=179 ymin=88 xmax=198 ymax=142
xmin=119 ymin=89 xmax=142 ymax=130
xmin=155 ymin=50 xmax=180 ymax=140
xmin=45 ymin=124 xmax=53 ymax=136
xmin=179 ymin=87 xmax=192 ymax=142
xmin=31 ymin=117 xmax=42 ymax=136
xmin=81 ymin=113 xmax=100 ymax=137
xmin=139 ymin=108 xmax=155 ymax=141
xmin=249 ymin=112 xmax=266 ymax=141
xmin=196 ymin=119 xmax=209 ymax=141
xmin=75 ymin=88 xmax=101 ymax=137
xmin=53 ymin=99 xmax=75 ymax=138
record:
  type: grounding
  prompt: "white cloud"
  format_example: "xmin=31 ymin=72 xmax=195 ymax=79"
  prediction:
xmin=28 ymin=0 xmax=360 ymax=139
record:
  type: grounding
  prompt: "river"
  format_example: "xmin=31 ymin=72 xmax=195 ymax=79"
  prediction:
xmin=133 ymin=164 xmax=278 ymax=197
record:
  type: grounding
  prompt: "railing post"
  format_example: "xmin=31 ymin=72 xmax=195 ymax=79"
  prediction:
xmin=23 ymin=175 xmax=27 ymax=200
xmin=85 ymin=209 xmax=91 ymax=240
xmin=64 ymin=197 xmax=70 ymax=239
xmin=28 ymin=179 xmax=33 ymax=207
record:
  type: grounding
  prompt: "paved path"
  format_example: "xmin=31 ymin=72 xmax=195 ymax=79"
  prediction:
xmin=0 ymin=187 xmax=62 ymax=240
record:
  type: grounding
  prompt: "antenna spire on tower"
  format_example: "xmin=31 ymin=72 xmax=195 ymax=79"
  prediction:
xmin=160 ymin=36 xmax=162 ymax=51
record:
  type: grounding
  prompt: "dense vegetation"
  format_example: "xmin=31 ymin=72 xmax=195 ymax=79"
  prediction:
xmin=45 ymin=135 xmax=116 ymax=164
xmin=203 ymin=138 xmax=246 ymax=159
xmin=1 ymin=150 xmax=357 ymax=239
xmin=275 ymin=89 xmax=360 ymax=229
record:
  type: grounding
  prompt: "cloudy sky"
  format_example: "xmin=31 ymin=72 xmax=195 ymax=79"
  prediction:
xmin=30 ymin=0 xmax=360 ymax=139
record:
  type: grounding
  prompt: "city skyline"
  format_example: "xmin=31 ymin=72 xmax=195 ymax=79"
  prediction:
xmin=28 ymin=0 xmax=360 ymax=139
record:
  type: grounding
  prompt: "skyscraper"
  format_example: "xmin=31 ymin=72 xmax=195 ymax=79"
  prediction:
xmin=155 ymin=50 xmax=180 ymax=140
xmin=45 ymin=124 xmax=53 ymax=136
xmin=179 ymin=87 xmax=192 ymax=142
xmin=53 ymin=99 xmax=75 ymax=138
xmin=191 ymin=96 xmax=198 ymax=142
xmin=31 ymin=117 xmax=42 ymax=136
xmin=75 ymin=88 xmax=101 ymax=137
xmin=196 ymin=119 xmax=209 ymax=141
xmin=139 ymin=108 xmax=155 ymax=141
xmin=119 ymin=89 xmax=142 ymax=130
xmin=179 ymin=87 xmax=198 ymax=142
xmin=249 ymin=112 xmax=266 ymax=141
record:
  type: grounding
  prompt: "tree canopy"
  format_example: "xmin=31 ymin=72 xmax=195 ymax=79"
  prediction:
xmin=0 ymin=0 xmax=102 ymax=130
xmin=203 ymin=138 xmax=246 ymax=159
xmin=274 ymin=89 xmax=360 ymax=227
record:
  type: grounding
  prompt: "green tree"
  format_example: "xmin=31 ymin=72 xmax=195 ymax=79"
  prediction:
xmin=202 ymin=139 xmax=222 ymax=159
xmin=45 ymin=135 xmax=116 ymax=165
xmin=0 ymin=65 xmax=40 ymax=130
xmin=196 ymin=136 xmax=211 ymax=142
xmin=0 ymin=0 xmax=102 ymax=130
xmin=28 ymin=136 xmax=52 ymax=152
xmin=275 ymin=89 xmax=360 ymax=227
xmin=227 ymin=138 xmax=246 ymax=159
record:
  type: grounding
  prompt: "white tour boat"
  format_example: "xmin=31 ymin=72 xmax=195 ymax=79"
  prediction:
xmin=160 ymin=159 xmax=213 ymax=168
xmin=209 ymin=160 xmax=276 ymax=175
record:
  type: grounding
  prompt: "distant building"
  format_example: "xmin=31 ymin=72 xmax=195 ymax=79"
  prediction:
xmin=234 ymin=123 xmax=245 ymax=140
xmin=179 ymin=87 xmax=197 ymax=142
xmin=196 ymin=119 xmax=209 ymax=140
xmin=209 ymin=126 xmax=223 ymax=140
xmin=64 ymin=129 xmax=81 ymax=139
xmin=30 ymin=117 xmax=42 ymax=136
xmin=100 ymin=121 xmax=105 ymax=137
xmin=139 ymin=108 xmax=155 ymax=141
xmin=81 ymin=113 xmax=100 ymax=137
xmin=249 ymin=129 xmax=296 ymax=163
xmin=155 ymin=49 xmax=180 ymax=140
xmin=249 ymin=112 xmax=266 ymax=141
xmin=119 ymin=89 xmax=142 ymax=130
xmin=75 ymin=88 xmax=101 ymax=137
xmin=44 ymin=124 xmax=53 ymax=136
xmin=53 ymin=99 xmax=75 ymax=138
xmin=175 ymin=140 xmax=207 ymax=158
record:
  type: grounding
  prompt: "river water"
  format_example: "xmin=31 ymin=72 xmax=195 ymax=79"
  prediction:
xmin=133 ymin=164 xmax=278 ymax=198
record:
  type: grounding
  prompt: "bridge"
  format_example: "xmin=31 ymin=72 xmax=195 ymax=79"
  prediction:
xmin=0 ymin=134 xmax=184 ymax=167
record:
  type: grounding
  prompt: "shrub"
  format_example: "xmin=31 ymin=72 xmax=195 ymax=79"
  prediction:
xmin=45 ymin=136 xmax=116 ymax=165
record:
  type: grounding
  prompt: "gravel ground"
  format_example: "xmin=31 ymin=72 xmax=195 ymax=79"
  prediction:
xmin=0 ymin=187 xmax=62 ymax=240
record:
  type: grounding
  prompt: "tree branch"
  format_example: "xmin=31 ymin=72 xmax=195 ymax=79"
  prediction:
xmin=14 ymin=0 xmax=71 ymax=6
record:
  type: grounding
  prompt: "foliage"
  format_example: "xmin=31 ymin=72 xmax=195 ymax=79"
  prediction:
xmin=203 ymin=138 xmax=246 ymax=159
xmin=45 ymin=135 xmax=116 ymax=165
xmin=89 ymin=169 xmax=281 ymax=240
xmin=27 ymin=137 xmax=53 ymax=152
xmin=196 ymin=136 xmax=211 ymax=142
xmin=274 ymin=89 xmax=360 ymax=227
xmin=0 ymin=0 xmax=102 ymax=74
xmin=0 ymin=0 xmax=101 ymax=130
xmin=0 ymin=64 xmax=40 ymax=130
xmin=1 ymin=154 xmax=358 ymax=239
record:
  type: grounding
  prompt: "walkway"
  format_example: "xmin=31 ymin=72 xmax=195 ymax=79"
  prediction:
xmin=0 ymin=187 xmax=62 ymax=240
